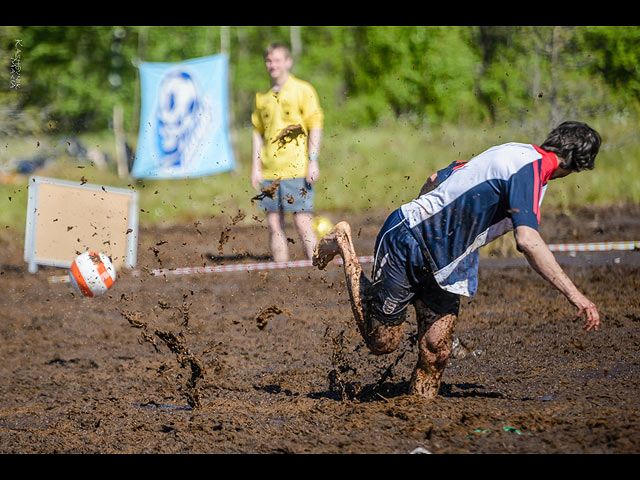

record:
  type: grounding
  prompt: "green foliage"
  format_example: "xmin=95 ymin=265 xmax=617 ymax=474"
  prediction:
xmin=580 ymin=26 xmax=640 ymax=101
xmin=15 ymin=27 xmax=133 ymax=131
xmin=1 ymin=25 xmax=639 ymax=243
xmin=3 ymin=26 xmax=640 ymax=135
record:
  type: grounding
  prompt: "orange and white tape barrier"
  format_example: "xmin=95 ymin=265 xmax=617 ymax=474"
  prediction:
xmin=144 ymin=256 xmax=375 ymax=278
xmin=47 ymin=241 xmax=639 ymax=283
xmin=547 ymin=241 xmax=640 ymax=253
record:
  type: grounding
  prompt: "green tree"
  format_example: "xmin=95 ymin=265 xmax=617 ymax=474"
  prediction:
xmin=338 ymin=26 xmax=483 ymax=127
xmin=2 ymin=26 xmax=639 ymax=137
xmin=580 ymin=26 xmax=640 ymax=103
xmin=16 ymin=26 xmax=128 ymax=131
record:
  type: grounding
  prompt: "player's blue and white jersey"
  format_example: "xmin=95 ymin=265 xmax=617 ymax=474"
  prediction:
xmin=400 ymin=143 xmax=559 ymax=297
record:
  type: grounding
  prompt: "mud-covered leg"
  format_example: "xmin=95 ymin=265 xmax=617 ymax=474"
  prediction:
xmin=312 ymin=221 xmax=402 ymax=354
xmin=312 ymin=221 xmax=349 ymax=271
xmin=409 ymin=298 xmax=457 ymax=400
xmin=313 ymin=221 xmax=368 ymax=337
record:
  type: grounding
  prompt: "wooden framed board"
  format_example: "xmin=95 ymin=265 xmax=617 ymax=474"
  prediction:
xmin=24 ymin=176 xmax=139 ymax=274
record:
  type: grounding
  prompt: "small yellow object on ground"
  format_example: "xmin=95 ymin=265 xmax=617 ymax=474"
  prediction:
xmin=313 ymin=216 xmax=334 ymax=239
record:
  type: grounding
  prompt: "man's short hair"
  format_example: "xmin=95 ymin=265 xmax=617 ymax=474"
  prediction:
xmin=264 ymin=42 xmax=291 ymax=59
xmin=540 ymin=121 xmax=602 ymax=172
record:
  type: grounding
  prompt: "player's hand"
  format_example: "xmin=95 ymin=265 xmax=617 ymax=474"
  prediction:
xmin=572 ymin=296 xmax=600 ymax=331
xmin=306 ymin=160 xmax=319 ymax=184
xmin=251 ymin=170 xmax=263 ymax=190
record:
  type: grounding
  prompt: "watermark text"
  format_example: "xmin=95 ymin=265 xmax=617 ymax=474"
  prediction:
xmin=10 ymin=39 xmax=23 ymax=89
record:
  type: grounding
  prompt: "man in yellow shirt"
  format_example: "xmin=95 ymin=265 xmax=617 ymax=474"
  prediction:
xmin=251 ymin=43 xmax=324 ymax=262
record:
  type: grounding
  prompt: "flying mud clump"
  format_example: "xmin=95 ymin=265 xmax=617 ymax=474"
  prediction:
xmin=255 ymin=304 xmax=291 ymax=330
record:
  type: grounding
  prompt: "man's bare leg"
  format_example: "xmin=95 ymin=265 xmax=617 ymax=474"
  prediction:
xmin=313 ymin=221 xmax=403 ymax=354
xmin=267 ymin=211 xmax=289 ymax=262
xmin=410 ymin=298 xmax=457 ymax=399
xmin=293 ymin=212 xmax=317 ymax=260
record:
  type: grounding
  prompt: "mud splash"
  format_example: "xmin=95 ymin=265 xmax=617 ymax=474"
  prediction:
xmin=325 ymin=326 xmax=413 ymax=402
xmin=251 ymin=179 xmax=281 ymax=204
xmin=255 ymin=304 xmax=291 ymax=330
xmin=272 ymin=124 xmax=306 ymax=150
xmin=117 ymin=293 xmax=206 ymax=409
xmin=218 ymin=210 xmax=247 ymax=255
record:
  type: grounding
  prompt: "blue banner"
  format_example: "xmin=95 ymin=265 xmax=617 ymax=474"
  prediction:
xmin=132 ymin=54 xmax=235 ymax=179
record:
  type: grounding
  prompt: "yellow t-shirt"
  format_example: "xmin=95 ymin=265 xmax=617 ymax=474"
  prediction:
xmin=252 ymin=74 xmax=323 ymax=180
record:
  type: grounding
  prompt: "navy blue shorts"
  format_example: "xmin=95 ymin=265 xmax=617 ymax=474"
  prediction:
xmin=260 ymin=178 xmax=314 ymax=213
xmin=364 ymin=209 xmax=460 ymax=326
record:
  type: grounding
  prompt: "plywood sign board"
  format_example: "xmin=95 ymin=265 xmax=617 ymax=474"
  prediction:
xmin=24 ymin=176 xmax=139 ymax=274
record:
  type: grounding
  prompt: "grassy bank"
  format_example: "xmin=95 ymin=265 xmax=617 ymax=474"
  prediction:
xmin=1 ymin=120 xmax=638 ymax=247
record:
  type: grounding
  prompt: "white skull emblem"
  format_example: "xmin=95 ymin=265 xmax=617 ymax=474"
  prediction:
xmin=153 ymin=68 xmax=213 ymax=174
xmin=157 ymin=71 xmax=199 ymax=158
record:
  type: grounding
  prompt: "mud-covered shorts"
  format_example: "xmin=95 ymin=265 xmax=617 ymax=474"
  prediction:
xmin=363 ymin=209 xmax=460 ymax=326
xmin=260 ymin=178 xmax=314 ymax=213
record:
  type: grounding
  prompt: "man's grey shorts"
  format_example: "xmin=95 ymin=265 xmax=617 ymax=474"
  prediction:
xmin=260 ymin=178 xmax=314 ymax=213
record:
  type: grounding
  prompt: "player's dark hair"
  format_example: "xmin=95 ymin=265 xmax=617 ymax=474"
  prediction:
xmin=264 ymin=42 xmax=291 ymax=59
xmin=540 ymin=121 xmax=601 ymax=172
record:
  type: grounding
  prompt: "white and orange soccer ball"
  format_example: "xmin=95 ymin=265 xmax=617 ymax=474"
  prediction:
xmin=69 ymin=251 xmax=116 ymax=297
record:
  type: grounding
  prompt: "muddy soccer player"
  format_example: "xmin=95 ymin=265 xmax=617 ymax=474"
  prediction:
xmin=313 ymin=121 xmax=602 ymax=400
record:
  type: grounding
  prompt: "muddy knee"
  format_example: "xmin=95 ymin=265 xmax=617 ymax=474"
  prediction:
xmin=365 ymin=325 xmax=403 ymax=355
xmin=361 ymin=297 xmax=404 ymax=355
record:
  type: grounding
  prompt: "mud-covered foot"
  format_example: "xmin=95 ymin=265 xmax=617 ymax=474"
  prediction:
xmin=312 ymin=221 xmax=350 ymax=270
xmin=408 ymin=368 xmax=440 ymax=401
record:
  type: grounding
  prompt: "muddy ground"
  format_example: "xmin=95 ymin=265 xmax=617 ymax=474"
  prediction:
xmin=1 ymin=205 xmax=639 ymax=454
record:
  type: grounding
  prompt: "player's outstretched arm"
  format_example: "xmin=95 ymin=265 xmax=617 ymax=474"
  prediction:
xmin=514 ymin=225 xmax=600 ymax=331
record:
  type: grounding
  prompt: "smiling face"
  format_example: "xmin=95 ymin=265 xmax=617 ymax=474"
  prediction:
xmin=265 ymin=47 xmax=292 ymax=84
